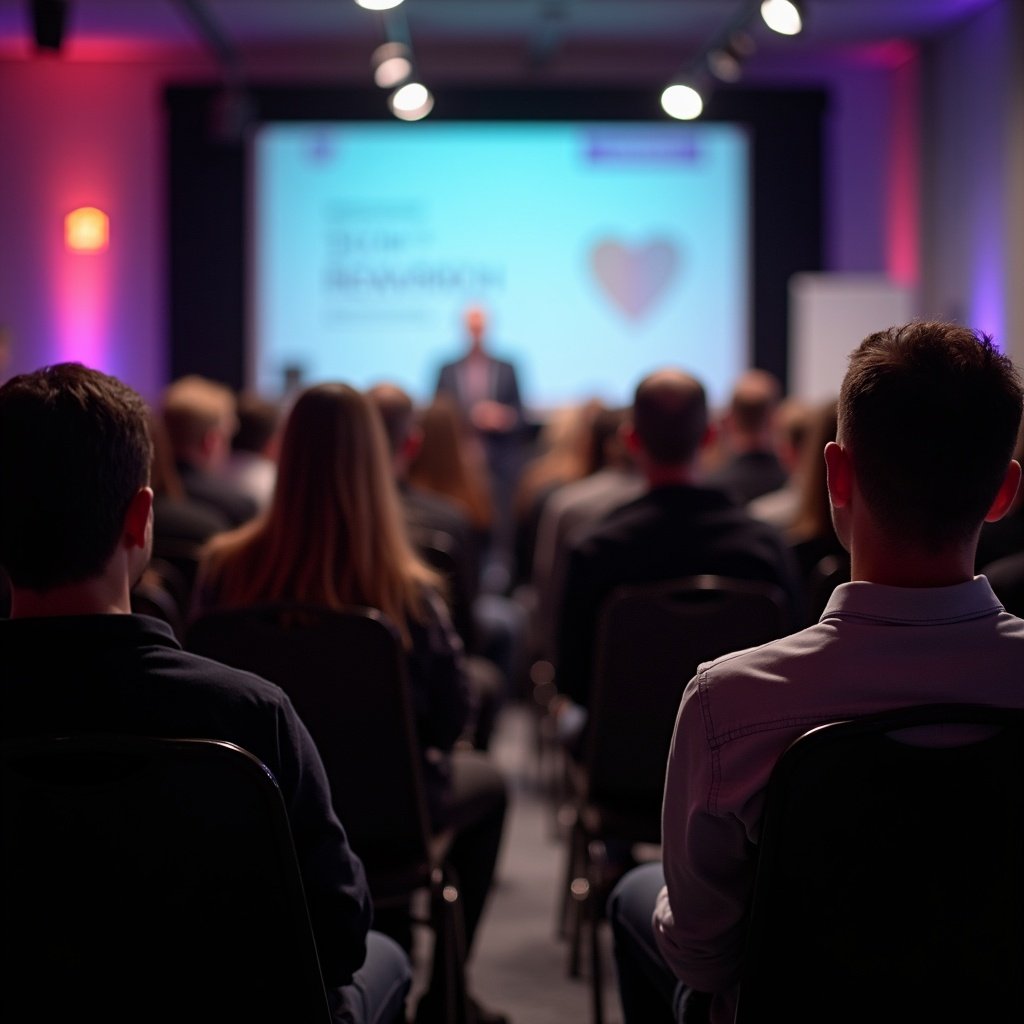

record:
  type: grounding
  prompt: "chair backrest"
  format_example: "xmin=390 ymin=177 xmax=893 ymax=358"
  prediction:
xmin=0 ymin=735 xmax=331 ymax=1023
xmin=185 ymin=604 xmax=435 ymax=890
xmin=411 ymin=526 xmax=478 ymax=650
xmin=585 ymin=576 xmax=787 ymax=830
xmin=737 ymin=704 xmax=1024 ymax=1022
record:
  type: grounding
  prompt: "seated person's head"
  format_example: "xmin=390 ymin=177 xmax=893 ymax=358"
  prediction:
xmin=162 ymin=375 xmax=237 ymax=471
xmin=723 ymin=369 xmax=782 ymax=450
xmin=834 ymin=321 xmax=1023 ymax=552
xmin=232 ymin=393 xmax=281 ymax=459
xmin=630 ymin=369 xmax=708 ymax=470
xmin=0 ymin=363 xmax=153 ymax=595
xmin=366 ymin=382 xmax=420 ymax=472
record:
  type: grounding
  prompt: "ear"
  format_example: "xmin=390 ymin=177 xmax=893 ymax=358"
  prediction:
xmin=623 ymin=421 xmax=641 ymax=455
xmin=984 ymin=459 xmax=1022 ymax=523
xmin=123 ymin=487 xmax=154 ymax=551
xmin=401 ymin=427 xmax=423 ymax=465
xmin=699 ymin=421 xmax=717 ymax=452
xmin=824 ymin=441 xmax=852 ymax=508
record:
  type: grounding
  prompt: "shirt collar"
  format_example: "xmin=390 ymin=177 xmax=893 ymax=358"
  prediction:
xmin=821 ymin=576 xmax=1004 ymax=626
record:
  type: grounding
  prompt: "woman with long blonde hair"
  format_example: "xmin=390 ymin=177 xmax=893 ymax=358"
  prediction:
xmin=197 ymin=382 xmax=508 ymax=1024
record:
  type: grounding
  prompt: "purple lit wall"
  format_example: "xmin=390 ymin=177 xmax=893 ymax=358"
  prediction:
xmin=922 ymin=0 xmax=1024 ymax=357
xmin=0 ymin=58 xmax=211 ymax=399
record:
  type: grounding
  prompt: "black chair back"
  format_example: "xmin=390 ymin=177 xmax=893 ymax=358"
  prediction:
xmin=585 ymin=575 xmax=788 ymax=832
xmin=0 ymin=735 xmax=330 ymax=1023
xmin=737 ymin=704 xmax=1024 ymax=1022
xmin=185 ymin=604 xmax=433 ymax=888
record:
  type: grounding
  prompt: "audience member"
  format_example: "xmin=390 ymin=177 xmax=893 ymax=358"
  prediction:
xmin=409 ymin=395 xmax=495 ymax=549
xmin=150 ymin=410 xmax=229 ymax=549
xmin=368 ymin=380 xmax=516 ymax=749
xmin=530 ymin=405 xmax=643 ymax=664
xmin=161 ymin=374 xmax=259 ymax=526
xmin=554 ymin=368 xmax=802 ymax=729
xmin=222 ymin=391 xmax=281 ymax=513
xmin=747 ymin=397 xmax=813 ymax=530
xmin=608 ymin=321 xmax=1024 ymax=1024
xmin=702 ymin=369 xmax=787 ymax=504
xmin=197 ymin=382 xmax=509 ymax=1024
xmin=0 ymin=363 xmax=411 ymax=1024
xmin=512 ymin=398 xmax=604 ymax=588
xmin=784 ymin=398 xmax=845 ymax=605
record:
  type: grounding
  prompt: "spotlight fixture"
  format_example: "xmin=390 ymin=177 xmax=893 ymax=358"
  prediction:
xmin=707 ymin=30 xmax=756 ymax=83
xmin=661 ymin=83 xmax=704 ymax=121
xmin=760 ymin=0 xmax=803 ymax=37
xmin=389 ymin=82 xmax=434 ymax=121
xmin=354 ymin=0 xmax=405 ymax=10
xmin=371 ymin=41 xmax=413 ymax=88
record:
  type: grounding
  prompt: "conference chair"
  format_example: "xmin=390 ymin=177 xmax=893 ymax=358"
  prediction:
xmin=561 ymin=576 xmax=788 ymax=1024
xmin=0 ymin=735 xmax=331 ymax=1023
xmin=185 ymin=603 xmax=470 ymax=1024
xmin=736 ymin=704 xmax=1024 ymax=1023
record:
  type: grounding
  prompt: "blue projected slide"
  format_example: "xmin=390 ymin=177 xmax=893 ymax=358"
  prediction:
xmin=251 ymin=121 xmax=749 ymax=409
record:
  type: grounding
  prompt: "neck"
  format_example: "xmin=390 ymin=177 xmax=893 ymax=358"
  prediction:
xmin=10 ymin=573 xmax=133 ymax=619
xmin=849 ymin=532 xmax=977 ymax=589
xmin=645 ymin=463 xmax=695 ymax=488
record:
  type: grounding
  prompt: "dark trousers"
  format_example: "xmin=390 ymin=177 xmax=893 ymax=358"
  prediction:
xmin=607 ymin=863 xmax=710 ymax=1024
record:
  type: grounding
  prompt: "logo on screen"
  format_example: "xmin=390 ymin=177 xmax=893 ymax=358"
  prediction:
xmin=591 ymin=239 xmax=680 ymax=321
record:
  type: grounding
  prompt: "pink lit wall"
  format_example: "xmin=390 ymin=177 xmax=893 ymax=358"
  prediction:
xmin=0 ymin=58 xmax=211 ymax=400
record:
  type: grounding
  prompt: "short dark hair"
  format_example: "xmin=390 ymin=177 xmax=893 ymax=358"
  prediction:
xmin=232 ymin=393 xmax=280 ymax=454
xmin=0 ymin=363 xmax=152 ymax=590
xmin=839 ymin=322 xmax=1023 ymax=549
xmin=366 ymin=382 xmax=415 ymax=456
xmin=729 ymin=369 xmax=781 ymax=435
xmin=632 ymin=370 xmax=707 ymax=465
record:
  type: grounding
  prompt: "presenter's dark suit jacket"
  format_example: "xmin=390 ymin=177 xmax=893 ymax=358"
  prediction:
xmin=435 ymin=354 xmax=526 ymax=490
xmin=435 ymin=354 xmax=523 ymax=426
xmin=555 ymin=483 xmax=804 ymax=709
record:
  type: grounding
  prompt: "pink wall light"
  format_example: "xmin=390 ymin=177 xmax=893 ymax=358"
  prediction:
xmin=64 ymin=206 xmax=109 ymax=253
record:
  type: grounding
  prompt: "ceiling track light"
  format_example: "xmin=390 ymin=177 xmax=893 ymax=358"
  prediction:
xmin=389 ymin=81 xmax=434 ymax=121
xmin=706 ymin=29 xmax=756 ymax=83
xmin=371 ymin=41 xmax=413 ymax=88
xmin=661 ymin=82 xmax=704 ymax=121
xmin=354 ymin=0 xmax=405 ymax=11
xmin=360 ymin=1 xmax=433 ymax=120
xmin=760 ymin=0 xmax=804 ymax=37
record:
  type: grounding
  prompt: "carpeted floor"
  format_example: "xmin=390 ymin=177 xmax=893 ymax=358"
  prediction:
xmin=407 ymin=703 xmax=624 ymax=1024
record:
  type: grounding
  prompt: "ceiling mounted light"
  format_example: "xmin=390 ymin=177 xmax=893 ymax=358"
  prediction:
xmin=371 ymin=41 xmax=412 ymax=88
xmin=354 ymin=0 xmax=405 ymax=10
xmin=389 ymin=82 xmax=434 ymax=121
xmin=707 ymin=30 xmax=756 ymax=83
xmin=760 ymin=0 xmax=803 ymax=36
xmin=661 ymin=83 xmax=703 ymax=121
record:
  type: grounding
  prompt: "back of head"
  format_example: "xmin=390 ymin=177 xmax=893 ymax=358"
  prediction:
xmin=632 ymin=369 xmax=707 ymax=467
xmin=366 ymin=382 xmax=415 ymax=457
xmin=162 ymin=375 xmax=237 ymax=461
xmin=203 ymin=382 xmax=434 ymax=637
xmin=729 ymin=369 xmax=782 ymax=439
xmin=0 ymin=363 xmax=152 ymax=591
xmin=232 ymin=393 xmax=281 ymax=456
xmin=839 ymin=321 xmax=1023 ymax=550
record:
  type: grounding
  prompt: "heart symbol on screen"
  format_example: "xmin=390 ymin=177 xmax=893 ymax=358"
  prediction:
xmin=590 ymin=239 xmax=681 ymax=320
